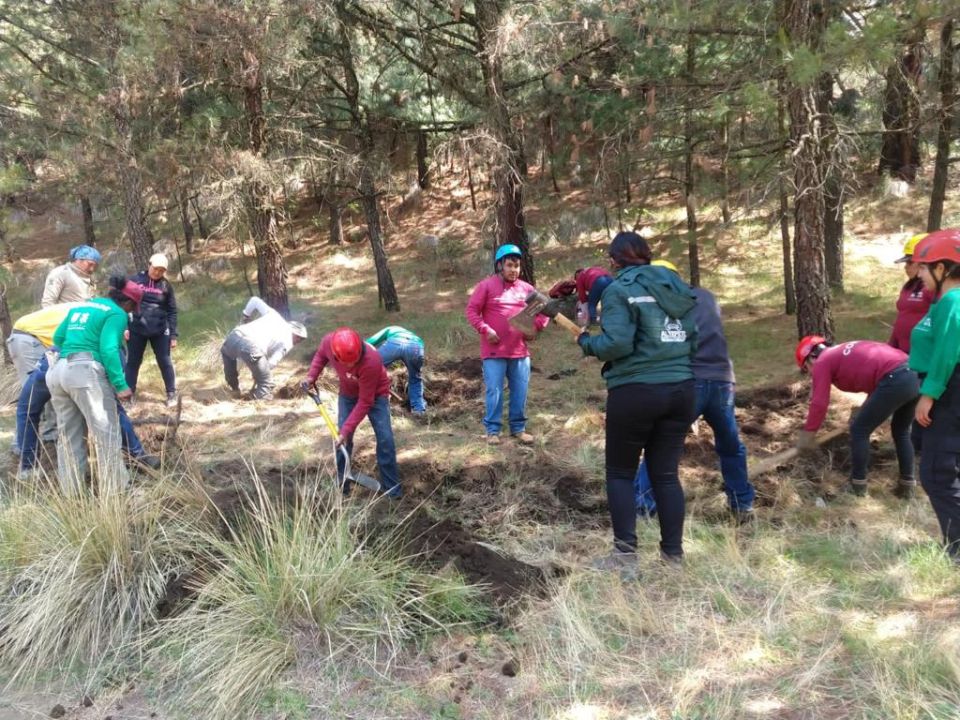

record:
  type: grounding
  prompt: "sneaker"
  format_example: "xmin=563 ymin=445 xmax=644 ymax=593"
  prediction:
xmin=659 ymin=550 xmax=684 ymax=568
xmin=411 ymin=411 xmax=427 ymax=424
xmin=165 ymin=392 xmax=178 ymax=408
xmin=591 ymin=551 xmax=639 ymax=580
xmin=844 ymin=481 xmax=868 ymax=497
xmin=894 ymin=480 xmax=916 ymax=500
xmin=732 ymin=507 xmax=755 ymax=525
xmin=486 ymin=434 xmax=501 ymax=446
xmin=511 ymin=432 xmax=535 ymax=445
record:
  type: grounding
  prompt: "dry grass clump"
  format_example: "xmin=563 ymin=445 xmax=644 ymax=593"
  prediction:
xmin=149 ymin=476 xmax=485 ymax=720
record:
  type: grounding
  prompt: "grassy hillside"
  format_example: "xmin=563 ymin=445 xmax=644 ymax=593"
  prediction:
xmin=1 ymin=176 xmax=959 ymax=720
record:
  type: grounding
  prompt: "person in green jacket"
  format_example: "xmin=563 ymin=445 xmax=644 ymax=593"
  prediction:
xmin=46 ymin=276 xmax=143 ymax=494
xmin=577 ymin=231 xmax=698 ymax=573
xmin=366 ymin=326 xmax=427 ymax=417
xmin=908 ymin=229 xmax=960 ymax=561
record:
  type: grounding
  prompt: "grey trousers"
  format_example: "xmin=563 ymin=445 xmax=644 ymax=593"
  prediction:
xmin=221 ymin=331 xmax=274 ymax=399
xmin=6 ymin=332 xmax=57 ymax=446
xmin=46 ymin=355 xmax=130 ymax=494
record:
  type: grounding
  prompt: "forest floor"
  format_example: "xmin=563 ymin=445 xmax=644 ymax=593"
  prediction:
xmin=1 ymin=170 xmax=960 ymax=719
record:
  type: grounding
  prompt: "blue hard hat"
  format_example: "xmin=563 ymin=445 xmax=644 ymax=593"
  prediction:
xmin=69 ymin=245 xmax=102 ymax=263
xmin=494 ymin=244 xmax=522 ymax=266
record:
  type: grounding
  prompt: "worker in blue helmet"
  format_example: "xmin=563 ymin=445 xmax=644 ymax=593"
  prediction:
xmin=465 ymin=243 xmax=548 ymax=445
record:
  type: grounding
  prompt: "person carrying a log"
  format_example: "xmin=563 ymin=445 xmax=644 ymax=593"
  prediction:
xmin=796 ymin=336 xmax=920 ymax=498
xmin=465 ymin=244 xmax=547 ymax=446
xmin=301 ymin=327 xmax=401 ymax=499
xmin=577 ymin=232 xmax=699 ymax=574
xmin=365 ymin=326 xmax=427 ymax=419
xmin=889 ymin=233 xmax=934 ymax=353
xmin=41 ymin=245 xmax=100 ymax=307
xmin=908 ymin=229 xmax=960 ymax=561
xmin=220 ymin=296 xmax=308 ymax=400
xmin=634 ymin=260 xmax=756 ymax=524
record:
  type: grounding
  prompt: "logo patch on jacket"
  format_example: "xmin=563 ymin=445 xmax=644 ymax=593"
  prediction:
xmin=661 ymin=317 xmax=687 ymax=342
xmin=627 ymin=295 xmax=656 ymax=304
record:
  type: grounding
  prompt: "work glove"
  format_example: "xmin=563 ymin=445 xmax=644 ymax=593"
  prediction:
xmin=796 ymin=429 xmax=817 ymax=453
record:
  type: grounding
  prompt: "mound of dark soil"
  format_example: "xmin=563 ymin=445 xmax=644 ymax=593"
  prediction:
xmin=391 ymin=357 xmax=484 ymax=419
xmin=403 ymin=511 xmax=545 ymax=604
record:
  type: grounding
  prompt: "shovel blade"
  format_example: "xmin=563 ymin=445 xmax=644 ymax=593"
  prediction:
xmin=352 ymin=473 xmax=381 ymax=492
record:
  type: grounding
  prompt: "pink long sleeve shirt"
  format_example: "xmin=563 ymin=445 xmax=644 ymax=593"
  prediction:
xmin=305 ymin=334 xmax=391 ymax=439
xmin=803 ymin=341 xmax=909 ymax=432
xmin=465 ymin=274 xmax=548 ymax=359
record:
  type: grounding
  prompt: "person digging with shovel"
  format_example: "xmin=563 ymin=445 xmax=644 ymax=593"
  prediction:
xmin=302 ymin=327 xmax=401 ymax=499
xmin=796 ymin=336 xmax=920 ymax=499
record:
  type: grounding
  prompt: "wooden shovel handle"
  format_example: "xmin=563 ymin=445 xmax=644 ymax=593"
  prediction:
xmin=552 ymin=312 xmax=584 ymax=338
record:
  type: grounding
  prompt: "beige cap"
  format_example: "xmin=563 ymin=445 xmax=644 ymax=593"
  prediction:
xmin=149 ymin=253 xmax=169 ymax=269
xmin=289 ymin=321 xmax=308 ymax=339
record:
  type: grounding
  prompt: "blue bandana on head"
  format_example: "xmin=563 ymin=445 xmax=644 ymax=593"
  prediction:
xmin=69 ymin=245 xmax=101 ymax=263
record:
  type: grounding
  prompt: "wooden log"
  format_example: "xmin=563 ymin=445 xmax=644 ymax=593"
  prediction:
xmin=748 ymin=425 xmax=848 ymax=480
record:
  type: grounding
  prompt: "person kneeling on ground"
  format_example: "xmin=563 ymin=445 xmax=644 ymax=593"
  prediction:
xmin=796 ymin=336 xmax=920 ymax=498
xmin=577 ymin=232 xmax=699 ymax=573
xmin=302 ymin=327 xmax=401 ymax=499
xmin=634 ymin=259 xmax=756 ymax=524
xmin=46 ymin=277 xmax=143 ymax=494
xmin=908 ymin=229 xmax=960 ymax=562
xmin=220 ymin=296 xmax=308 ymax=400
xmin=366 ymin=325 xmax=427 ymax=418
xmin=17 ymin=353 xmax=160 ymax=479
xmin=465 ymin=244 xmax=547 ymax=446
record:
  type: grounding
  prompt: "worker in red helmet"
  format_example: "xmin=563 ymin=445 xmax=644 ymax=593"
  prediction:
xmin=302 ymin=327 xmax=400 ymax=498
xmin=796 ymin=335 xmax=920 ymax=498
xmin=908 ymin=229 xmax=960 ymax=560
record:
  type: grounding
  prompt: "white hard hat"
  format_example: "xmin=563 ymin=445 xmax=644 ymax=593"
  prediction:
xmin=289 ymin=321 xmax=308 ymax=338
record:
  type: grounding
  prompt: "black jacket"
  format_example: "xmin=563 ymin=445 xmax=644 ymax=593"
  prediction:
xmin=128 ymin=270 xmax=178 ymax=337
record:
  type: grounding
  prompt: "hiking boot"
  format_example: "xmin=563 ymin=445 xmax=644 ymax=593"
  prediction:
xmin=133 ymin=455 xmax=162 ymax=471
xmin=844 ymin=481 xmax=868 ymax=497
xmin=659 ymin=550 xmax=684 ymax=568
xmin=732 ymin=507 xmax=755 ymax=526
xmin=486 ymin=434 xmax=501 ymax=446
xmin=411 ymin=410 xmax=428 ymax=424
xmin=511 ymin=431 xmax=535 ymax=445
xmin=894 ymin=481 xmax=917 ymax=500
xmin=591 ymin=551 xmax=639 ymax=580
xmin=165 ymin=392 xmax=178 ymax=408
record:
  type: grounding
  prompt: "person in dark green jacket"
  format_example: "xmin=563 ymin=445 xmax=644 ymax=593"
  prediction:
xmin=46 ymin=276 xmax=143 ymax=494
xmin=908 ymin=229 xmax=960 ymax=561
xmin=577 ymin=231 xmax=699 ymax=572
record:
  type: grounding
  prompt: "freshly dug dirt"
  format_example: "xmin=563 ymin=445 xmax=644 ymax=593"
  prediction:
xmin=403 ymin=511 xmax=546 ymax=604
xmin=392 ymin=357 xmax=484 ymax=419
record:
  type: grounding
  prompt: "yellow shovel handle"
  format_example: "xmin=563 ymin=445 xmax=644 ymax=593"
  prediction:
xmin=317 ymin=403 xmax=341 ymax=440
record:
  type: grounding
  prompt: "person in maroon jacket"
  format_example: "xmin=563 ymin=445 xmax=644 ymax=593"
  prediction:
xmin=574 ymin=266 xmax=613 ymax=325
xmin=890 ymin=234 xmax=935 ymax=352
xmin=302 ymin=327 xmax=400 ymax=498
xmin=795 ymin=336 xmax=920 ymax=498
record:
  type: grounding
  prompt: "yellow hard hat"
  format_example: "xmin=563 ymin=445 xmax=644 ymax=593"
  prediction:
xmin=896 ymin=233 xmax=927 ymax=263
xmin=651 ymin=259 xmax=678 ymax=273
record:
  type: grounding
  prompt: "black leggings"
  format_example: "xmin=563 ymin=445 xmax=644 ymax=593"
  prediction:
xmin=125 ymin=332 xmax=176 ymax=394
xmin=606 ymin=380 xmax=696 ymax=556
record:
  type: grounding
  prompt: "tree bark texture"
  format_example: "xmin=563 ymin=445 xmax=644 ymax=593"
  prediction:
xmin=879 ymin=42 xmax=923 ymax=182
xmin=475 ymin=0 xmax=534 ymax=284
xmin=178 ymin=189 xmax=194 ymax=253
xmin=928 ymin=18 xmax=955 ymax=231
xmin=818 ymin=73 xmax=843 ymax=291
xmin=80 ymin=195 xmax=96 ymax=246
xmin=241 ymin=49 xmax=290 ymax=317
xmin=784 ymin=0 xmax=834 ymax=340
xmin=110 ymin=81 xmax=155 ymax=270
xmin=416 ymin=129 xmax=430 ymax=190
xmin=684 ymin=32 xmax=700 ymax=288
xmin=0 ymin=285 xmax=12 ymax=364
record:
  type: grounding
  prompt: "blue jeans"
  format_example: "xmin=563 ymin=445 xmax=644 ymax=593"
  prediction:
xmin=17 ymin=356 xmax=145 ymax=471
xmin=635 ymin=380 xmax=755 ymax=513
xmin=377 ymin=339 xmax=426 ymax=412
xmin=482 ymin=357 xmax=530 ymax=436
xmin=337 ymin=394 xmax=400 ymax=497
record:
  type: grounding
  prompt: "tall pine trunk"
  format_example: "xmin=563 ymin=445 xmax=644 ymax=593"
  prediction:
xmin=784 ymin=0 xmax=834 ymax=339
xmin=778 ymin=79 xmax=796 ymax=316
xmin=684 ymin=32 xmax=700 ymax=287
xmin=241 ymin=49 xmax=289 ymax=317
xmin=80 ymin=195 xmax=96 ymax=246
xmin=879 ymin=39 xmax=923 ymax=182
xmin=178 ymin=189 xmax=194 ymax=253
xmin=929 ymin=19 xmax=955 ymax=231
xmin=475 ymin=0 xmax=534 ymax=284
xmin=416 ymin=129 xmax=430 ymax=190
xmin=818 ymin=73 xmax=844 ymax=291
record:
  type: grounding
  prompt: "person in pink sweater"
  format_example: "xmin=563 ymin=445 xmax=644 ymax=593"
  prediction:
xmin=795 ymin=336 xmax=920 ymax=498
xmin=302 ymin=327 xmax=400 ymax=497
xmin=889 ymin=234 xmax=934 ymax=352
xmin=465 ymin=244 xmax=548 ymax=445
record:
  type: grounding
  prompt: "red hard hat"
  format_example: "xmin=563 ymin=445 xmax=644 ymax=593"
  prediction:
xmin=913 ymin=228 xmax=960 ymax=265
xmin=330 ymin=327 xmax=363 ymax=365
xmin=795 ymin=335 xmax=827 ymax=369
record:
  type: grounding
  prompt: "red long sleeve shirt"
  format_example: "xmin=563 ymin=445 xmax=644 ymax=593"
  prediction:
xmin=305 ymin=334 xmax=391 ymax=439
xmin=889 ymin=278 xmax=934 ymax=352
xmin=464 ymin=274 xmax=548 ymax=359
xmin=803 ymin=341 xmax=908 ymax=431
xmin=575 ymin=266 xmax=612 ymax=303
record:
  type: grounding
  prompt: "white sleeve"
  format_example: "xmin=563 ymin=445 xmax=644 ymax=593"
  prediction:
xmin=242 ymin=296 xmax=270 ymax=319
xmin=265 ymin=337 xmax=292 ymax=368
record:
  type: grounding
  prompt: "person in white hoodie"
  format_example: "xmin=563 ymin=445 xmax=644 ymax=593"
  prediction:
xmin=220 ymin=297 xmax=308 ymax=399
